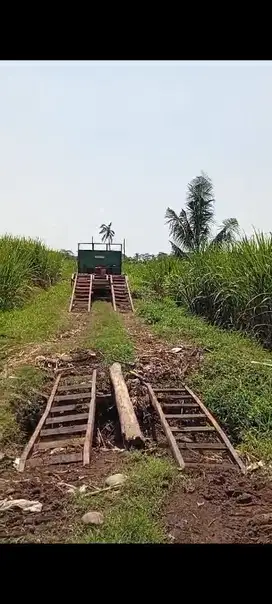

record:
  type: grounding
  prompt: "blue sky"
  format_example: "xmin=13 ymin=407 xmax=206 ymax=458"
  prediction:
xmin=1 ymin=60 xmax=272 ymax=255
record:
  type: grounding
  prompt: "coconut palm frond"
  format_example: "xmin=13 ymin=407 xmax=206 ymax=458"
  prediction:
xmin=186 ymin=172 xmax=215 ymax=248
xmin=99 ymin=222 xmax=115 ymax=247
xmin=170 ymin=241 xmax=189 ymax=258
xmin=211 ymin=218 xmax=239 ymax=246
xmin=166 ymin=173 xmax=239 ymax=255
xmin=165 ymin=208 xmax=194 ymax=252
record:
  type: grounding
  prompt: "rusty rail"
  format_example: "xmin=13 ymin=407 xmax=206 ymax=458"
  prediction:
xmin=110 ymin=275 xmax=134 ymax=313
xmin=83 ymin=370 xmax=97 ymax=465
xmin=147 ymin=383 xmax=185 ymax=469
xmin=18 ymin=374 xmax=62 ymax=472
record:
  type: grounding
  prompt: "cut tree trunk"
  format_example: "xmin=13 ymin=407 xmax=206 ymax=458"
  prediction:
xmin=110 ymin=363 xmax=145 ymax=449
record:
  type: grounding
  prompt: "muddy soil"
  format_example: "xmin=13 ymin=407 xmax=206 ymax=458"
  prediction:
xmin=163 ymin=468 xmax=272 ymax=543
xmin=0 ymin=450 xmax=125 ymax=543
xmin=2 ymin=455 xmax=271 ymax=544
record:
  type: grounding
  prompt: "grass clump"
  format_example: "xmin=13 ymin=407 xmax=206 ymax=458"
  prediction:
xmin=73 ymin=454 xmax=177 ymax=543
xmin=124 ymin=255 xmax=180 ymax=300
xmin=0 ymin=365 xmax=47 ymax=446
xmin=82 ymin=301 xmax=135 ymax=364
xmin=137 ymin=298 xmax=272 ymax=460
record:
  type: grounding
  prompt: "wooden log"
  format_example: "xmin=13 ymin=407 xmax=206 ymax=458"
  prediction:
xmin=109 ymin=363 xmax=144 ymax=449
xmin=35 ymin=437 xmax=85 ymax=450
xmin=28 ymin=452 xmax=83 ymax=467
xmin=45 ymin=412 xmax=89 ymax=424
xmin=41 ymin=424 xmax=87 ymax=436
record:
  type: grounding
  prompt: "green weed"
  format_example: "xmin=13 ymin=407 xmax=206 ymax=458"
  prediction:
xmin=0 ymin=260 xmax=75 ymax=445
xmin=0 ymin=365 xmax=46 ymax=446
xmin=73 ymin=453 xmax=177 ymax=543
xmin=81 ymin=301 xmax=135 ymax=364
xmin=0 ymin=268 xmax=73 ymax=353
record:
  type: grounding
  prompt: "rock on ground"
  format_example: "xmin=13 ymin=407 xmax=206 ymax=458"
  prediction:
xmin=105 ymin=473 xmax=127 ymax=487
xmin=82 ymin=511 xmax=104 ymax=525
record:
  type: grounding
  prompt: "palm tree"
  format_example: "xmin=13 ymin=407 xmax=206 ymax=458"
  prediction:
xmin=165 ymin=172 xmax=239 ymax=257
xmin=99 ymin=222 xmax=115 ymax=249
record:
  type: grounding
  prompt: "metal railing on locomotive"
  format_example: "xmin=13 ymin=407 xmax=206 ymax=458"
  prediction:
xmin=77 ymin=241 xmax=123 ymax=276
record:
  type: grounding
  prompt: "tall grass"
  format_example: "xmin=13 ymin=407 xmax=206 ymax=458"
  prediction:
xmin=124 ymin=255 xmax=181 ymax=298
xmin=125 ymin=233 xmax=272 ymax=349
xmin=0 ymin=235 xmax=64 ymax=310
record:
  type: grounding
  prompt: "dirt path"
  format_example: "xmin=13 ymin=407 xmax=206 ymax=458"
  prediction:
xmin=123 ymin=313 xmax=203 ymax=383
xmin=163 ymin=469 xmax=272 ymax=543
xmin=0 ymin=451 xmax=126 ymax=542
xmin=1 ymin=309 xmax=272 ymax=543
xmin=0 ymin=314 xmax=88 ymax=377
